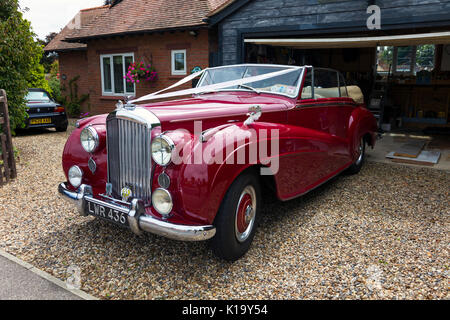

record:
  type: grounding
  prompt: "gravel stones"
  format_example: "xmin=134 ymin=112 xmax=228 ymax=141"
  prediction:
xmin=0 ymin=126 xmax=448 ymax=300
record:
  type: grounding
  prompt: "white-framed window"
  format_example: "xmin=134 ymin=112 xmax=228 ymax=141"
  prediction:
xmin=171 ymin=49 xmax=187 ymax=75
xmin=100 ymin=53 xmax=135 ymax=96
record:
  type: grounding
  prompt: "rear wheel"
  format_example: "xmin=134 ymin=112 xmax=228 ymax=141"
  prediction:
xmin=210 ymin=172 xmax=261 ymax=261
xmin=347 ymin=137 xmax=366 ymax=174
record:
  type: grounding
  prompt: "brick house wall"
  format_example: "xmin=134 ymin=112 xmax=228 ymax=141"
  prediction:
xmin=58 ymin=51 xmax=90 ymax=112
xmin=76 ymin=29 xmax=211 ymax=115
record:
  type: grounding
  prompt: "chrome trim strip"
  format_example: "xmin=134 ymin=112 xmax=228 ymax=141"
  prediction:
xmin=57 ymin=183 xmax=92 ymax=216
xmin=109 ymin=107 xmax=161 ymax=129
xmin=58 ymin=183 xmax=216 ymax=241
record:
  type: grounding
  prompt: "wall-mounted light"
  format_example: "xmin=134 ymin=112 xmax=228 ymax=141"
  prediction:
xmin=189 ymin=30 xmax=198 ymax=37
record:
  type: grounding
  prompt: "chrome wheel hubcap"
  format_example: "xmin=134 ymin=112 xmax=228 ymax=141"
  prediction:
xmin=235 ymin=185 xmax=256 ymax=243
xmin=355 ymin=138 xmax=364 ymax=165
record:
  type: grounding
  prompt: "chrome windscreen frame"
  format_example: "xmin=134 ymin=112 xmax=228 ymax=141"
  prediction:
xmin=196 ymin=64 xmax=305 ymax=99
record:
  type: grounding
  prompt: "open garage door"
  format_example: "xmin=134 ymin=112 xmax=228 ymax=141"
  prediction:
xmin=244 ymin=31 xmax=450 ymax=130
xmin=244 ymin=31 xmax=450 ymax=49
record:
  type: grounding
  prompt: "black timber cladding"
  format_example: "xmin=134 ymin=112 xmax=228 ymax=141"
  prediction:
xmin=211 ymin=0 xmax=450 ymax=65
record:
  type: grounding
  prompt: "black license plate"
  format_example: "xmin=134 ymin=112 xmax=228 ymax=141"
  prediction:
xmin=86 ymin=199 xmax=129 ymax=227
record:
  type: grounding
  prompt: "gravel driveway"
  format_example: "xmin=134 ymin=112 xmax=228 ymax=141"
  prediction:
xmin=0 ymin=125 xmax=448 ymax=300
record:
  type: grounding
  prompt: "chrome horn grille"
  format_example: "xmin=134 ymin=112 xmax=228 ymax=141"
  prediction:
xmin=106 ymin=107 xmax=160 ymax=203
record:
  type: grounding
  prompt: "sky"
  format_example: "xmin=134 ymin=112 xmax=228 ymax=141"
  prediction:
xmin=19 ymin=0 xmax=105 ymax=39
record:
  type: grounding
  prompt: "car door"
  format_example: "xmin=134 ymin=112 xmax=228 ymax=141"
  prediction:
xmin=313 ymin=69 xmax=354 ymax=168
xmin=279 ymin=68 xmax=352 ymax=199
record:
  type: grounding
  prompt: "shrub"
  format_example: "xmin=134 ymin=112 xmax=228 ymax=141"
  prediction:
xmin=59 ymin=76 xmax=89 ymax=117
xmin=0 ymin=0 xmax=49 ymax=133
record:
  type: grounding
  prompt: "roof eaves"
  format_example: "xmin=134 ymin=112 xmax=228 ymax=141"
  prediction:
xmin=64 ymin=24 xmax=209 ymax=43
xmin=207 ymin=0 xmax=252 ymax=26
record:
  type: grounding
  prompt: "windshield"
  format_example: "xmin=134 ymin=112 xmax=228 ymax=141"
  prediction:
xmin=26 ymin=90 xmax=51 ymax=102
xmin=197 ymin=65 xmax=303 ymax=98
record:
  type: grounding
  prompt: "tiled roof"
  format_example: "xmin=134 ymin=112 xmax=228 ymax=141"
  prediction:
xmin=65 ymin=0 xmax=231 ymax=42
xmin=44 ymin=5 xmax=110 ymax=52
xmin=207 ymin=0 xmax=236 ymax=16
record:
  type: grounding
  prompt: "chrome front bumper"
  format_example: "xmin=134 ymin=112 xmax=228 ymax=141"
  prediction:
xmin=58 ymin=183 xmax=216 ymax=241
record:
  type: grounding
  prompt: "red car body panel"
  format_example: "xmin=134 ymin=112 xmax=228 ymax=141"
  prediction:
xmin=62 ymin=84 xmax=377 ymax=227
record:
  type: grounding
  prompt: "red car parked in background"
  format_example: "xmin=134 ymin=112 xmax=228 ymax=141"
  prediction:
xmin=58 ymin=64 xmax=377 ymax=261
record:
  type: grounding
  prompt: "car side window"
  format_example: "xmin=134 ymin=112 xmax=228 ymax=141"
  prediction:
xmin=300 ymin=68 xmax=313 ymax=99
xmin=339 ymin=72 xmax=349 ymax=98
xmin=314 ymin=69 xmax=340 ymax=99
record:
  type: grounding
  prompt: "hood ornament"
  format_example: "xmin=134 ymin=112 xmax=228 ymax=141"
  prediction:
xmin=244 ymin=105 xmax=262 ymax=126
xmin=116 ymin=96 xmax=136 ymax=111
xmin=115 ymin=100 xmax=124 ymax=110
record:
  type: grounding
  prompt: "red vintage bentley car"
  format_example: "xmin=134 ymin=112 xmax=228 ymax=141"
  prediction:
xmin=58 ymin=64 xmax=377 ymax=261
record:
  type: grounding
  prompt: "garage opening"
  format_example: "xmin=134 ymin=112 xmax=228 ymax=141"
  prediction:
xmin=244 ymin=32 xmax=450 ymax=131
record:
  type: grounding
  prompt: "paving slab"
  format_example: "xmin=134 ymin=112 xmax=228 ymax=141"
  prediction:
xmin=0 ymin=250 xmax=96 ymax=300
xmin=366 ymin=132 xmax=450 ymax=171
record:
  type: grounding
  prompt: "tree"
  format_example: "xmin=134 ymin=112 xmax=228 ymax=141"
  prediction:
xmin=415 ymin=44 xmax=435 ymax=71
xmin=48 ymin=60 xmax=61 ymax=102
xmin=26 ymin=41 xmax=52 ymax=94
xmin=38 ymin=32 xmax=59 ymax=73
xmin=377 ymin=46 xmax=393 ymax=72
xmin=0 ymin=0 xmax=48 ymax=131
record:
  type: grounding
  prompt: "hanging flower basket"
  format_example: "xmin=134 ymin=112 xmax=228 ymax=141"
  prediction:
xmin=125 ymin=62 xmax=158 ymax=84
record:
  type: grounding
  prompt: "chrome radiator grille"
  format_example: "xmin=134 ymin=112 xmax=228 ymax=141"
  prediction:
xmin=106 ymin=117 xmax=152 ymax=203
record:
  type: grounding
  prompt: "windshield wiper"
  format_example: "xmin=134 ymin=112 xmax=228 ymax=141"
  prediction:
xmin=238 ymin=84 xmax=260 ymax=94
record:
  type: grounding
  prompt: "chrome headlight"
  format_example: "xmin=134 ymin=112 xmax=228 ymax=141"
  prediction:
xmin=80 ymin=126 xmax=99 ymax=153
xmin=152 ymin=188 xmax=173 ymax=217
xmin=151 ymin=135 xmax=174 ymax=166
xmin=68 ymin=165 xmax=83 ymax=188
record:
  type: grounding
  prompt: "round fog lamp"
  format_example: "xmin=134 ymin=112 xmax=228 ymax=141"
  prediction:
xmin=152 ymin=188 xmax=173 ymax=217
xmin=80 ymin=126 xmax=99 ymax=153
xmin=68 ymin=165 xmax=83 ymax=188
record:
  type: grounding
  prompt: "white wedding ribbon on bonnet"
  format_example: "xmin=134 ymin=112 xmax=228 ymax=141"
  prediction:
xmin=130 ymin=67 xmax=301 ymax=104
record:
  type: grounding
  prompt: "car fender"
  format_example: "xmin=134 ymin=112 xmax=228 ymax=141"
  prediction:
xmin=348 ymin=106 xmax=377 ymax=162
xmin=170 ymin=121 xmax=281 ymax=224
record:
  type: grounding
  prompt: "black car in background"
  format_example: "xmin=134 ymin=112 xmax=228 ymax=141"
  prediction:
xmin=25 ymin=88 xmax=68 ymax=132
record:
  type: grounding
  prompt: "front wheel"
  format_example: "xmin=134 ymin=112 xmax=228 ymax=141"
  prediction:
xmin=347 ymin=137 xmax=366 ymax=174
xmin=210 ymin=172 xmax=261 ymax=261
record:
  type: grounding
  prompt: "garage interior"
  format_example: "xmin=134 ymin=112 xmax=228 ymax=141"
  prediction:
xmin=244 ymin=31 xmax=450 ymax=133
xmin=243 ymin=32 xmax=450 ymax=169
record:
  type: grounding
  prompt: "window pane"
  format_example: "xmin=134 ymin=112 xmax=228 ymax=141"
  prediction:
xmin=377 ymin=46 xmax=394 ymax=72
xmin=396 ymin=46 xmax=414 ymax=72
xmin=314 ymin=69 xmax=339 ymax=98
xmin=174 ymin=52 xmax=185 ymax=71
xmin=415 ymin=44 xmax=435 ymax=73
xmin=301 ymin=68 xmax=313 ymax=99
xmin=113 ymin=56 xmax=124 ymax=94
xmin=103 ymin=57 xmax=112 ymax=92
xmin=339 ymin=73 xmax=348 ymax=97
xmin=125 ymin=56 xmax=134 ymax=93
